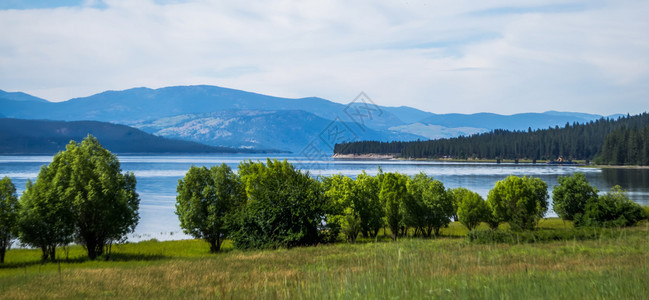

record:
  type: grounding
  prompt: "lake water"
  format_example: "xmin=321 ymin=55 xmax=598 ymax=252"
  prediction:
xmin=2 ymin=154 xmax=649 ymax=241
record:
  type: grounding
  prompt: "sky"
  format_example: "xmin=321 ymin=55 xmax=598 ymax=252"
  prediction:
xmin=1 ymin=0 xmax=648 ymax=115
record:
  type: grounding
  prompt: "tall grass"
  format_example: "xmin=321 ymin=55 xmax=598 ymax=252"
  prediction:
xmin=1 ymin=220 xmax=647 ymax=299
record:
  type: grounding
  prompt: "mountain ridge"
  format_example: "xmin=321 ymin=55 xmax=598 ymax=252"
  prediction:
xmin=0 ymin=118 xmax=276 ymax=154
xmin=0 ymin=85 xmax=624 ymax=152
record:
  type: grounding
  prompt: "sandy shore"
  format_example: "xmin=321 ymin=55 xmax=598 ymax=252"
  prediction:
xmin=331 ymin=153 xmax=397 ymax=159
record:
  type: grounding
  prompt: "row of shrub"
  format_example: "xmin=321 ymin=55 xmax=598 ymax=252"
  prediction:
xmin=175 ymin=159 xmax=648 ymax=252
xmin=2 ymin=136 xmax=648 ymax=263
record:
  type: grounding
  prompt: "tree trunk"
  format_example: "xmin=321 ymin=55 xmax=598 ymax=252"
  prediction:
xmin=425 ymin=226 xmax=433 ymax=238
xmin=87 ymin=240 xmax=98 ymax=260
xmin=48 ymin=245 xmax=56 ymax=262
xmin=41 ymin=246 xmax=49 ymax=261
xmin=105 ymin=241 xmax=113 ymax=261
xmin=96 ymin=239 xmax=105 ymax=257
xmin=209 ymin=238 xmax=220 ymax=253
xmin=0 ymin=246 xmax=5 ymax=264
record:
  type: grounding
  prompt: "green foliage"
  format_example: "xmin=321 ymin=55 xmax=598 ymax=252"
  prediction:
xmin=176 ymin=164 xmax=244 ymax=252
xmin=0 ymin=177 xmax=20 ymax=263
xmin=335 ymin=112 xmax=649 ymax=164
xmin=552 ymin=173 xmax=599 ymax=221
xmin=487 ymin=176 xmax=549 ymax=231
xmin=575 ymin=186 xmax=647 ymax=227
xmin=19 ymin=135 xmax=140 ymax=261
xmin=379 ymin=173 xmax=409 ymax=240
xmin=18 ymin=163 xmax=76 ymax=261
xmin=405 ymin=173 xmax=454 ymax=236
xmin=354 ymin=172 xmax=384 ymax=238
xmin=229 ymin=159 xmax=327 ymax=249
xmin=321 ymin=172 xmax=384 ymax=243
xmin=454 ymin=188 xmax=489 ymax=231
xmin=596 ymin=125 xmax=649 ymax=165
xmin=69 ymin=136 xmax=140 ymax=260
xmin=322 ymin=175 xmax=361 ymax=243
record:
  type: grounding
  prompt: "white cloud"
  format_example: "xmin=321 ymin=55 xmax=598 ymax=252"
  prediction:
xmin=0 ymin=0 xmax=648 ymax=115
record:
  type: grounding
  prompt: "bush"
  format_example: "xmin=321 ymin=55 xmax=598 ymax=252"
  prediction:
xmin=487 ymin=176 xmax=549 ymax=231
xmin=574 ymin=186 xmax=646 ymax=227
xmin=229 ymin=159 xmax=328 ymax=249
xmin=552 ymin=173 xmax=598 ymax=221
xmin=176 ymin=164 xmax=244 ymax=252
xmin=405 ymin=173 xmax=454 ymax=237
xmin=454 ymin=188 xmax=489 ymax=231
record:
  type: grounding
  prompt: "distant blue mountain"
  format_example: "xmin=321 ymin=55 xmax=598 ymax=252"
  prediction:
xmin=0 ymin=86 xmax=405 ymax=130
xmin=0 ymin=118 xmax=270 ymax=154
xmin=0 ymin=85 xmax=623 ymax=152
xmin=379 ymin=106 xmax=435 ymax=124
xmin=134 ymin=110 xmax=422 ymax=152
xmin=0 ymin=89 xmax=48 ymax=102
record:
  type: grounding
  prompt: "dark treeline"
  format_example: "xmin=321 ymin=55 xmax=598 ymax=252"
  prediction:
xmin=334 ymin=113 xmax=649 ymax=164
xmin=597 ymin=125 xmax=649 ymax=165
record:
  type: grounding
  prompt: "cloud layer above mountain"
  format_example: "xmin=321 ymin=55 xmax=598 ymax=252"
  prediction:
xmin=1 ymin=0 xmax=648 ymax=114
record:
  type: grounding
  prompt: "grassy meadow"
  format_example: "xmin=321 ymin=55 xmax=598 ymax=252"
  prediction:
xmin=1 ymin=219 xmax=648 ymax=299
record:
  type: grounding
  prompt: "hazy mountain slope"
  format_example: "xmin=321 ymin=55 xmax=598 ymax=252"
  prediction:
xmin=381 ymin=106 xmax=435 ymax=124
xmin=1 ymin=86 xmax=406 ymax=130
xmin=0 ymin=118 xmax=269 ymax=154
xmin=134 ymin=110 xmax=423 ymax=152
xmin=388 ymin=123 xmax=488 ymax=140
xmin=0 ymin=86 xmax=623 ymax=150
xmin=0 ymin=89 xmax=48 ymax=102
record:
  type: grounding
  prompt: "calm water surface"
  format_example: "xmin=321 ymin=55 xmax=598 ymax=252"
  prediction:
xmin=2 ymin=154 xmax=648 ymax=241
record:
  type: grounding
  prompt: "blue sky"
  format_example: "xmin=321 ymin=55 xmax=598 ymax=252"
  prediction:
xmin=1 ymin=0 xmax=647 ymax=115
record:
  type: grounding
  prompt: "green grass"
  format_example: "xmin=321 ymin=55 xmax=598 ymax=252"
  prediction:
xmin=1 ymin=219 xmax=648 ymax=299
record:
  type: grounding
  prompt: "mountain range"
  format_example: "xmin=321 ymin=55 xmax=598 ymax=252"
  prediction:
xmin=0 ymin=85 xmax=621 ymax=152
xmin=0 ymin=118 xmax=270 ymax=154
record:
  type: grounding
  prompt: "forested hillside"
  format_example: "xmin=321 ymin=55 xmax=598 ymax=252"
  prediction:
xmin=0 ymin=118 xmax=269 ymax=154
xmin=334 ymin=113 xmax=649 ymax=165
xmin=597 ymin=125 xmax=649 ymax=165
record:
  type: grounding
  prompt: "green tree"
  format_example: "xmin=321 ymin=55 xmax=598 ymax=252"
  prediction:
xmin=355 ymin=172 xmax=384 ymax=238
xmin=68 ymin=136 xmax=140 ymax=260
xmin=19 ymin=136 xmax=140 ymax=260
xmin=176 ymin=164 xmax=244 ymax=252
xmin=379 ymin=173 xmax=409 ymax=240
xmin=0 ymin=177 xmax=20 ymax=263
xmin=453 ymin=188 xmax=489 ymax=231
xmin=575 ymin=185 xmax=647 ymax=227
xmin=322 ymin=175 xmax=361 ymax=243
xmin=406 ymin=173 xmax=454 ymax=237
xmin=487 ymin=176 xmax=549 ymax=231
xmin=19 ymin=165 xmax=76 ymax=261
xmin=230 ymin=159 xmax=327 ymax=249
xmin=552 ymin=173 xmax=599 ymax=221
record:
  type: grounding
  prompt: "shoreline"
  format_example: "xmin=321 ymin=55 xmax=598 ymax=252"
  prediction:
xmin=331 ymin=153 xmax=398 ymax=159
